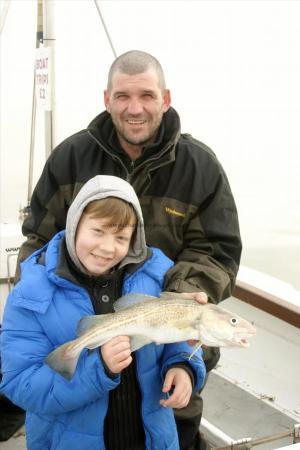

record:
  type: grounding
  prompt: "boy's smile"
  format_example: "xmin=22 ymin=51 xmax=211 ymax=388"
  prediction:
xmin=75 ymin=215 xmax=135 ymax=276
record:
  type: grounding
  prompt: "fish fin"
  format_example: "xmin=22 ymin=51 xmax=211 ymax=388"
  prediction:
xmin=45 ymin=340 xmax=82 ymax=380
xmin=113 ymin=293 xmax=157 ymax=312
xmin=130 ymin=336 xmax=152 ymax=352
xmin=188 ymin=342 xmax=202 ymax=360
xmin=77 ymin=314 xmax=112 ymax=337
xmin=160 ymin=291 xmax=196 ymax=301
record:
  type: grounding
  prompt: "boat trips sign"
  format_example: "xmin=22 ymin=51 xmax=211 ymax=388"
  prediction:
xmin=35 ymin=47 xmax=52 ymax=111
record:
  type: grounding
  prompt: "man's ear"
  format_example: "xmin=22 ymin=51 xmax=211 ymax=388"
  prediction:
xmin=104 ymin=90 xmax=110 ymax=112
xmin=162 ymin=89 xmax=171 ymax=113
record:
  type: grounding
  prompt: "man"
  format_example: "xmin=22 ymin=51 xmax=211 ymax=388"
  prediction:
xmin=15 ymin=50 xmax=242 ymax=449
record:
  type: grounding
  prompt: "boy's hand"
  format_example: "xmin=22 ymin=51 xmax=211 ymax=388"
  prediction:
xmin=100 ymin=335 xmax=132 ymax=374
xmin=160 ymin=368 xmax=192 ymax=409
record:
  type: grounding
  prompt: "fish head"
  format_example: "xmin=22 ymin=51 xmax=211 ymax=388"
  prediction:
xmin=195 ymin=304 xmax=256 ymax=348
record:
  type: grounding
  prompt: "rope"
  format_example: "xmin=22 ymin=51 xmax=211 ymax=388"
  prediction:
xmin=93 ymin=0 xmax=117 ymax=58
xmin=0 ymin=0 xmax=11 ymax=35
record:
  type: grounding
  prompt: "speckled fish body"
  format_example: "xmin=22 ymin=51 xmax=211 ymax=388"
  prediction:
xmin=45 ymin=292 xmax=256 ymax=379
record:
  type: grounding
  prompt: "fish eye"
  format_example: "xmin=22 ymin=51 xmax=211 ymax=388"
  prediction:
xmin=230 ymin=317 xmax=238 ymax=326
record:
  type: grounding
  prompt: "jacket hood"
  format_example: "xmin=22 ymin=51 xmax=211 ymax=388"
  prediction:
xmin=65 ymin=175 xmax=147 ymax=274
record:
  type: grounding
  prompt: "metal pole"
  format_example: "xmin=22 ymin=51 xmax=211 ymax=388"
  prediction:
xmin=42 ymin=0 xmax=55 ymax=159
xmin=201 ymin=418 xmax=234 ymax=447
xmin=26 ymin=0 xmax=43 ymax=208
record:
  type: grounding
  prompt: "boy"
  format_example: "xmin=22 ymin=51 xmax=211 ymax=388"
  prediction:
xmin=0 ymin=175 xmax=206 ymax=450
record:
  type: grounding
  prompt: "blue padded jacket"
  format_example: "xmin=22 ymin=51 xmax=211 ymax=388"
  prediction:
xmin=0 ymin=231 xmax=206 ymax=450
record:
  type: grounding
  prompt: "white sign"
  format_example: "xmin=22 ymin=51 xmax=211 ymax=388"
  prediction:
xmin=35 ymin=47 xmax=52 ymax=111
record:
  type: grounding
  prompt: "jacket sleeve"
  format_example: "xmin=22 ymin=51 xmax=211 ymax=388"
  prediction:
xmin=164 ymin=165 xmax=242 ymax=304
xmin=160 ymin=342 xmax=206 ymax=393
xmin=0 ymin=293 xmax=120 ymax=415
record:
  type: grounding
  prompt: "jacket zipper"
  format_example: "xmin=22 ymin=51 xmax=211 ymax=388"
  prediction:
xmin=88 ymin=129 xmax=175 ymax=184
xmin=87 ymin=130 xmax=131 ymax=182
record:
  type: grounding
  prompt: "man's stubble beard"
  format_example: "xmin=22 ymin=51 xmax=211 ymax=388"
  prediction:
xmin=110 ymin=112 xmax=164 ymax=148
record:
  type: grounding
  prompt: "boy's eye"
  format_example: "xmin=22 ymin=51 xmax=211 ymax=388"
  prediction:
xmin=93 ymin=228 xmax=103 ymax=234
xmin=117 ymin=236 xmax=129 ymax=242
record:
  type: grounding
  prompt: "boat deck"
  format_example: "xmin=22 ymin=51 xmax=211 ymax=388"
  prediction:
xmin=0 ymin=428 xmax=25 ymax=450
xmin=201 ymin=297 xmax=300 ymax=449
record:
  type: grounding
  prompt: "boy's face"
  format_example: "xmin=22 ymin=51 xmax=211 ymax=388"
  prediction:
xmin=75 ymin=214 xmax=136 ymax=276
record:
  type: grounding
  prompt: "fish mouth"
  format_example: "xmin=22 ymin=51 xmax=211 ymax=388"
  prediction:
xmin=238 ymin=338 xmax=250 ymax=348
xmin=236 ymin=328 xmax=256 ymax=347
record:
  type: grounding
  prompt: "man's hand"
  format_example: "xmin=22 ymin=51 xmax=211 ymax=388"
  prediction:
xmin=160 ymin=368 xmax=192 ymax=409
xmin=186 ymin=291 xmax=208 ymax=304
xmin=182 ymin=291 xmax=208 ymax=345
xmin=100 ymin=335 xmax=132 ymax=374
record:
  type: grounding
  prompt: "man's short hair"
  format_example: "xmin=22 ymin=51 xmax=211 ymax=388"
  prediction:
xmin=107 ymin=50 xmax=166 ymax=92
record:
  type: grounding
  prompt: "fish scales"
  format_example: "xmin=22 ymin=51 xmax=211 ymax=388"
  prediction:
xmin=73 ymin=299 xmax=197 ymax=351
xmin=45 ymin=293 xmax=256 ymax=380
xmin=81 ymin=299 xmax=198 ymax=339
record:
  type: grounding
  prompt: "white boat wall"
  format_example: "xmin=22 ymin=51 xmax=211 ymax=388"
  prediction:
xmin=1 ymin=1 xmax=300 ymax=449
xmin=0 ymin=223 xmax=24 ymax=321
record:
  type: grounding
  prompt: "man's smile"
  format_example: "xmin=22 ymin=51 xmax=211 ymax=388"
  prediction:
xmin=126 ymin=119 xmax=147 ymax=125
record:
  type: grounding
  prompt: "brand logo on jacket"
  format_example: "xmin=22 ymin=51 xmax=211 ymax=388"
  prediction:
xmin=165 ymin=207 xmax=186 ymax=218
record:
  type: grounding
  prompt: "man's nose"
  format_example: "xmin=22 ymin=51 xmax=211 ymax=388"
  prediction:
xmin=127 ymin=97 xmax=143 ymax=115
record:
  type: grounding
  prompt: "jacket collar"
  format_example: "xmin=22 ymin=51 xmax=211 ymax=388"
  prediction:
xmin=87 ymin=108 xmax=181 ymax=195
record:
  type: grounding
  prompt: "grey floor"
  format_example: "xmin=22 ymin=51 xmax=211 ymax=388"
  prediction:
xmin=0 ymin=427 xmax=26 ymax=450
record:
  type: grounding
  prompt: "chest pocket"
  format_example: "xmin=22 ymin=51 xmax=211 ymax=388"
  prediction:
xmin=37 ymin=289 xmax=93 ymax=347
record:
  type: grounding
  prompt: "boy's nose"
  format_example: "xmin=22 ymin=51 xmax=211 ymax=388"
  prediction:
xmin=99 ymin=236 xmax=115 ymax=254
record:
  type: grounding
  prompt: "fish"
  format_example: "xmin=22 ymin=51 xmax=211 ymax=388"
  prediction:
xmin=45 ymin=292 xmax=256 ymax=380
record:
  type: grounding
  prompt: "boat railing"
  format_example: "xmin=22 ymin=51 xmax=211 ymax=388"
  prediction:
xmin=204 ymin=422 xmax=300 ymax=449
xmin=233 ymin=279 xmax=300 ymax=329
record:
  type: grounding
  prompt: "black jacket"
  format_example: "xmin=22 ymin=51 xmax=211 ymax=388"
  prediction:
xmin=19 ymin=107 xmax=241 ymax=306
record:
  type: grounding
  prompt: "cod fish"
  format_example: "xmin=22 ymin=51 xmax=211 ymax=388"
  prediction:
xmin=45 ymin=292 xmax=256 ymax=380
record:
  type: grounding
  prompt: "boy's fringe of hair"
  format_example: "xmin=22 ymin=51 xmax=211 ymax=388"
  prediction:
xmin=83 ymin=197 xmax=137 ymax=230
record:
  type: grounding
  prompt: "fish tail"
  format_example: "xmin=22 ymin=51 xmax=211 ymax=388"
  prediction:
xmin=45 ymin=340 xmax=83 ymax=381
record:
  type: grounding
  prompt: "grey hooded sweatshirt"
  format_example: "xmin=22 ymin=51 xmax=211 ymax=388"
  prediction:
xmin=48 ymin=176 xmax=192 ymax=450
xmin=65 ymin=175 xmax=148 ymax=274
xmin=63 ymin=175 xmax=148 ymax=449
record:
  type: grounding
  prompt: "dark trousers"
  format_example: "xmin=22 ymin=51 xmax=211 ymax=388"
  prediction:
xmin=175 ymin=392 xmax=203 ymax=450
xmin=0 ymin=394 xmax=25 ymax=441
xmin=174 ymin=344 xmax=219 ymax=450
